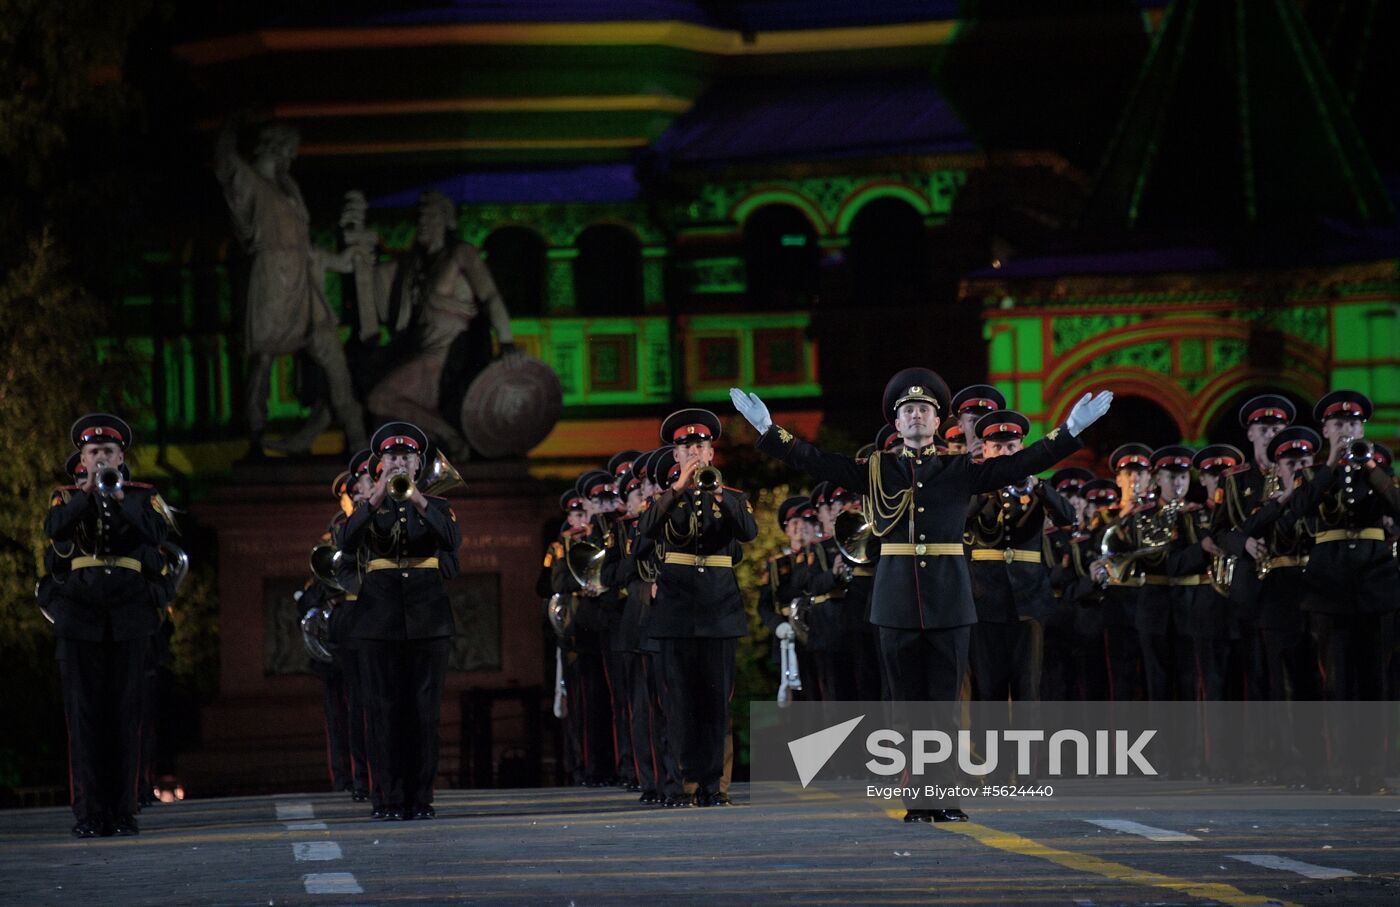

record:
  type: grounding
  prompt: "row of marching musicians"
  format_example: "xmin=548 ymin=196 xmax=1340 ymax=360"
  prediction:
xmin=299 ymin=421 xmax=464 ymax=822
xmin=1077 ymin=390 xmax=1397 ymax=714
xmin=541 ymin=409 xmax=756 ymax=807
xmin=732 ymin=385 xmax=1398 ymax=727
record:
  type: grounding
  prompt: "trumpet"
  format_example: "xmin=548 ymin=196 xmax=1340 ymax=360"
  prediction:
xmin=95 ymin=465 xmax=123 ymax=496
xmin=694 ymin=465 xmax=722 ymax=491
xmin=1339 ymin=436 xmax=1373 ymax=464
xmin=388 ymin=472 xmax=415 ymax=502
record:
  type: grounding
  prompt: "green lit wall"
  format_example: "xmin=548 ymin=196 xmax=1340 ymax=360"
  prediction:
xmin=968 ymin=261 xmax=1400 ymax=442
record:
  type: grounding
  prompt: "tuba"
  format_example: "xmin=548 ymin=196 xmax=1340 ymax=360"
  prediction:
xmin=833 ymin=509 xmax=873 ymax=564
xmin=566 ymin=540 xmax=607 ymax=591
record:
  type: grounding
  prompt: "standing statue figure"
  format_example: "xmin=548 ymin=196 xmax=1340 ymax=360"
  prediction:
xmin=215 ymin=117 xmax=368 ymax=455
xmin=350 ymin=191 xmax=519 ymax=459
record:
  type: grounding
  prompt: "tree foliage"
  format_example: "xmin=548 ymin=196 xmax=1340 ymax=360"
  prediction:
xmin=0 ymin=0 xmax=153 ymax=793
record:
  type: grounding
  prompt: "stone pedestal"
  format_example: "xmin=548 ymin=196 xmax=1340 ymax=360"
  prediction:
xmin=185 ymin=458 xmax=556 ymax=795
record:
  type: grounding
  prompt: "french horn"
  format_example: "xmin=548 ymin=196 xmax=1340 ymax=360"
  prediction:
xmin=832 ymin=509 xmax=873 ymax=564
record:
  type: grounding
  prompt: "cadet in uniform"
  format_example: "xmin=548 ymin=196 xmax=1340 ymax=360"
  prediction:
xmin=544 ymin=490 xmax=591 ymax=785
xmin=952 ymin=384 xmax=1005 ymax=462
xmin=1215 ymin=396 xmax=1294 ymax=708
xmin=341 ymin=422 xmax=460 ymax=820
xmin=966 ymin=411 xmax=1077 ymax=705
xmin=1041 ymin=467 xmax=1094 ymax=702
xmin=46 ymin=414 xmax=171 ymax=837
xmin=1099 ymin=444 xmax=1154 ymax=701
xmin=733 ymin=371 xmax=1112 ymax=821
xmin=638 ymin=409 xmax=757 ymax=807
xmin=1233 ymin=427 xmax=1325 ymax=785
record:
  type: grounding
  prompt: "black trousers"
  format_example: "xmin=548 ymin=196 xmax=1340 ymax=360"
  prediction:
xmin=659 ymin=637 xmax=737 ymax=796
xmin=356 ymin=637 xmax=449 ymax=810
xmin=625 ymin=652 xmax=663 ymax=793
xmin=58 ymin=636 xmax=149 ymax=824
xmin=878 ymin=625 xmax=969 ymax=809
xmin=576 ymin=643 xmax=615 ymax=782
xmin=603 ymin=649 xmax=635 ymax=783
xmin=970 ymin=618 xmax=1043 ymax=702
xmin=318 ymin=659 xmax=369 ymax=792
xmin=338 ymin=646 xmax=371 ymax=793
xmin=1309 ymin=611 xmax=1391 ymax=787
xmin=559 ymin=647 xmax=585 ymax=784
xmin=1103 ymin=623 xmax=1142 ymax=702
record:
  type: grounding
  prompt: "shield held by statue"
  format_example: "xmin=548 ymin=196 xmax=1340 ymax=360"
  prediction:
xmin=459 ymin=354 xmax=563 ymax=458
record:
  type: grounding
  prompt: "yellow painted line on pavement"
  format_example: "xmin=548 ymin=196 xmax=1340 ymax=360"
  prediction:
xmin=883 ymin=807 xmax=1299 ymax=907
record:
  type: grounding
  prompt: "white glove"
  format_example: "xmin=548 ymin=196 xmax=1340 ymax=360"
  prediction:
xmin=775 ymin=621 xmax=794 ymax=640
xmin=729 ymin=387 xmax=773 ymax=434
xmin=1065 ymin=391 xmax=1114 ymax=437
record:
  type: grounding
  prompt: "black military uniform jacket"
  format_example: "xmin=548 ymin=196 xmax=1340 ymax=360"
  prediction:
xmin=1122 ymin=498 xmax=1198 ymax=636
xmin=1235 ymin=495 xmax=1318 ymax=632
xmin=600 ymin=514 xmax=651 ymax=653
xmin=638 ymin=484 xmax=758 ymax=638
xmin=804 ymin=536 xmax=862 ymax=650
xmin=967 ymin=482 xmax=1075 ymax=623
xmin=1167 ymin=502 xmax=1236 ymax=641
xmin=325 ymin=513 xmax=363 ymax=650
xmin=341 ymin=494 xmax=460 ymax=640
xmin=1215 ymin=461 xmax=1270 ymax=618
xmin=757 ymin=425 xmax=1083 ymax=630
xmin=757 ymin=546 xmax=810 ymax=634
xmin=1273 ymin=464 xmax=1399 ymax=613
xmin=551 ymin=521 xmax=615 ymax=636
xmin=44 ymin=483 xmax=169 ymax=642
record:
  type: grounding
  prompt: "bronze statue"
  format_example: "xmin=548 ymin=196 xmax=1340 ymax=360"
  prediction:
xmin=215 ymin=117 xmax=367 ymax=455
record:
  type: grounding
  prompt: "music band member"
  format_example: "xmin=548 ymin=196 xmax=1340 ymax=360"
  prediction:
xmin=732 ymin=371 xmax=1113 ymax=822
xmin=638 ymin=409 xmax=757 ymax=807
xmin=340 ymin=422 xmax=460 ymax=820
xmin=46 ymin=414 xmax=171 ymax=837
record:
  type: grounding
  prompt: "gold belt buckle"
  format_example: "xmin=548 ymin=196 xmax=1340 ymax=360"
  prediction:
xmin=914 ymin=543 xmax=927 ymax=556
xmin=1003 ymin=548 xmax=1015 ymax=564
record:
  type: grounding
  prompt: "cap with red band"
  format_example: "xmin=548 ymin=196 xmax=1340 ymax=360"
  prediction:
xmin=71 ymin=413 xmax=133 ymax=450
xmin=1111 ymin=443 xmax=1153 ymax=472
xmin=1238 ymin=394 xmax=1295 ymax=428
xmin=975 ymin=410 xmax=1029 ymax=442
xmin=660 ymin=408 xmax=721 ymax=445
xmin=953 ymin=384 xmax=1006 ymax=416
xmin=371 ymin=422 xmax=428 ymax=457
xmin=1313 ymin=390 xmax=1371 ymax=424
xmin=1151 ymin=445 xmax=1195 ymax=471
xmin=1193 ymin=444 xmax=1244 ymax=474
xmin=1267 ymin=427 xmax=1321 ymax=462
